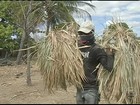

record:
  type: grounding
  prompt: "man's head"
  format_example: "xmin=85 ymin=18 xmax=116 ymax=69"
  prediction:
xmin=78 ymin=21 xmax=94 ymax=33
xmin=78 ymin=21 xmax=95 ymax=46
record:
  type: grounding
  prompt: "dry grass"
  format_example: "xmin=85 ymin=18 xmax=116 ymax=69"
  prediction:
xmin=36 ymin=23 xmax=86 ymax=93
xmin=98 ymin=20 xmax=140 ymax=104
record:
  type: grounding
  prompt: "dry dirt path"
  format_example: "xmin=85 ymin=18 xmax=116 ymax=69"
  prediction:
xmin=0 ymin=65 xmax=107 ymax=104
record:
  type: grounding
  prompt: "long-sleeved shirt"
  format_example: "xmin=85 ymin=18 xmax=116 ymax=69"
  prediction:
xmin=80 ymin=43 xmax=114 ymax=90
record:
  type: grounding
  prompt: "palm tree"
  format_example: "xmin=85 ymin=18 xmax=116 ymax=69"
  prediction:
xmin=0 ymin=1 xmax=95 ymax=86
xmin=1 ymin=1 xmax=95 ymax=64
xmin=9 ymin=1 xmax=45 ymax=64
xmin=16 ymin=0 xmax=95 ymax=63
xmin=5 ymin=1 xmax=45 ymax=85
xmin=38 ymin=0 xmax=96 ymax=34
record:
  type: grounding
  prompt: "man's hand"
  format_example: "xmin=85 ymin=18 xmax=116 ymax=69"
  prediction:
xmin=105 ymin=48 xmax=116 ymax=56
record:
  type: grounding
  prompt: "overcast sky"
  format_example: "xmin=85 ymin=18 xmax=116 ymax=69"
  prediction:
xmin=75 ymin=1 xmax=140 ymax=37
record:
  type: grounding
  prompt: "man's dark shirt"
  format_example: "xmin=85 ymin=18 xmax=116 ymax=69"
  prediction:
xmin=80 ymin=43 xmax=114 ymax=90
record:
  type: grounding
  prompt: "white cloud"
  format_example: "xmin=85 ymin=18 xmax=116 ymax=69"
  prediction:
xmin=91 ymin=1 xmax=140 ymax=35
xmin=126 ymin=2 xmax=140 ymax=12
xmin=82 ymin=1 xmax=140 ymax=17
xmin=127 ymin=21 xmax=140 ymax=28
xmin=76 ymin=1 xmax=140 ymax=35
xmin=105 ymin=20 xmax=113 ymax=26
xmin=110 ymin=8 xmax=120 ymax=13
xmin=90 ymin=1 xmax=130 ymax=16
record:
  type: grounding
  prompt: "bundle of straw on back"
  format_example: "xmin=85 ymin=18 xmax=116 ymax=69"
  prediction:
xmin=36 ymin=23 xmax=86 ymax=93
xmin=98 ymin=20 xmax=140 ymax=104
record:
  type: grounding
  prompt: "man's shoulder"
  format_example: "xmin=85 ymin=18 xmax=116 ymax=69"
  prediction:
xmin=91 ymin=44 xmax=102 ymax=50
xmin=89 ymin=44 xmax=106 ymax=55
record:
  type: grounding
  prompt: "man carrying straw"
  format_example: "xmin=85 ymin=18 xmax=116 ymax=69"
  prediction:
xmin=76 ymin=21 xmax=115 ymax=104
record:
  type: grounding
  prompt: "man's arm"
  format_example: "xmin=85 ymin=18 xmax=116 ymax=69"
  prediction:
xmin=97 ymin=48 xmax=115 ymax=72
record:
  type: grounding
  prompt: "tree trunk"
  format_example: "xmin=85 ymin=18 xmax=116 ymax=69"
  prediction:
xmin=4 ymin=51 xmax=8 ymax=59
xmin=45 ymin=0 xmax=50 ymax=36
xmin=16 ymin=31 xmax=26 ymax=65
xmin=26 ymin=41 xmax=32 ymax=86
xmin=46 ymin=20 xmax=50 ymax=35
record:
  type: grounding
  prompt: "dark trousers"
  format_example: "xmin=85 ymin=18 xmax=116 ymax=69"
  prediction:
xmin=76 ymin=88 xmax=100 ymax=104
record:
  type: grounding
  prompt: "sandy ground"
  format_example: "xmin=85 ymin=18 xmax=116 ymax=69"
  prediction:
xmin=0 ymin=64 xmax=107 ymax=104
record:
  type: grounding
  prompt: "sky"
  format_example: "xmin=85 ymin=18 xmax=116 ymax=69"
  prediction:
xmin=75 ymin=1 xmax=140 ymax=37
xmin=34 ymin=1 xmax=140 ymax=40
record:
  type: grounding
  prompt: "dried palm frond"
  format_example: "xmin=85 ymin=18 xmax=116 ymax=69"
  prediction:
xmin=36 ymin=22 xmax=86 ymax=93
xmin=98 ymin=19 xmax=140 ymax=104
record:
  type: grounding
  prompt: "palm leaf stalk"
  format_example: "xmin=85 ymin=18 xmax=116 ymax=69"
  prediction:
xmin=36 ymin=22 xmax=86 ymax=93
xmin=98 ymin=20 xmax=140 ymax=104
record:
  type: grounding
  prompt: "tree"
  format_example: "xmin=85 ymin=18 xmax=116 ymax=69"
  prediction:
xmin=108 ymin=22 xmax=130 ymax=31
xmin=2 ymin=1 xmax=44 ymax=85
xmin=42 ymin=1 xmax=95 ymax=34
xmin=15 ymin=1 xmax=44 ymax=85
xmin=0 ymin=0 xmax=95 ymax=86
xmin=107 ymin=22 xmax=136 ymax=38
xmin=0 ymin=0 xmax=95 ymax=62
xmin=10 ymin=0 xmax=95 ymax=64
xmin=0 ymin=2 xmax=21 ymax=59
xmin=12 ymin=1 xmax=44 ymax=65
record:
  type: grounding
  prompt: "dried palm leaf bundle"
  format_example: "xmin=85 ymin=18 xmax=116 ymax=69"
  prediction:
xmin=98 ymin=20 xmax=140 ymax=104
xmin=36 ymin=23 xmax=86 ymax=93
